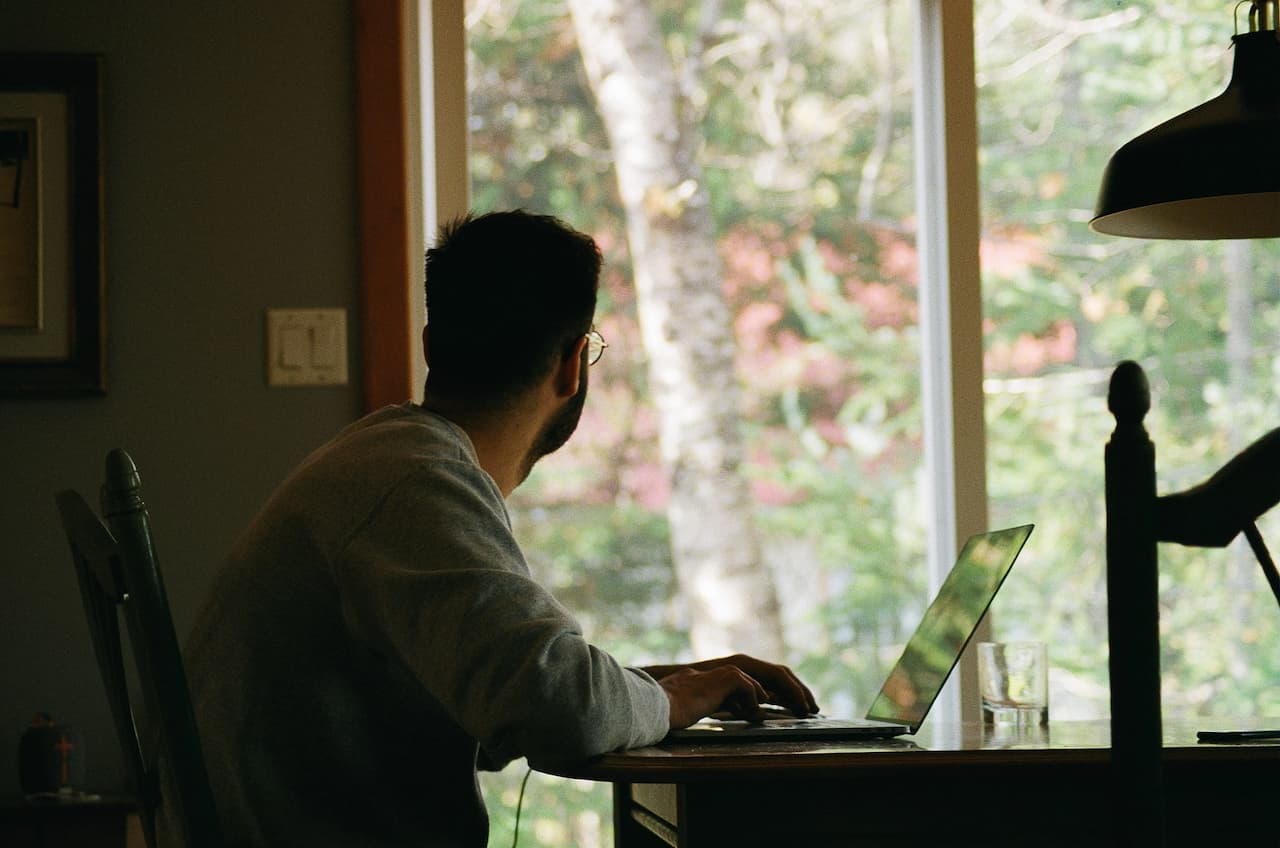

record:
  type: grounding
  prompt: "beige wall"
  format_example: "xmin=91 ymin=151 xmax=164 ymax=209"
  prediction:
xmin=1 ymin=1 xmax=363 ymax=795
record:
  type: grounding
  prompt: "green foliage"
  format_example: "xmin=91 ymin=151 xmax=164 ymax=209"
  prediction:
xmin=509 ymin=501 xmax=687 ymax=664
xmin=481 ymin=767 xmax=610 ymax=848
xmin=975 ymin=1 xmax=1280 ymax=723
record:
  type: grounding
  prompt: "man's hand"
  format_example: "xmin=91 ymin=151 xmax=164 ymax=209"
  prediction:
xmin=655 ymin=665 xmax=771 ymax=729
xmin=644 ymin=654 xmax=820 ymax=730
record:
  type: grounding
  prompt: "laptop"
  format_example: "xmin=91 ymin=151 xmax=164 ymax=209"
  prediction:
xmin=666 ymin=523 xmax=1034 ymax=742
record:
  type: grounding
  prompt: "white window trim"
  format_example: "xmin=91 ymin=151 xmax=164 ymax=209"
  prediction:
xmin=913 ymin=0 xmax=988 ymax=725
xmin=414 ymin=0 xmax=471 ymax=401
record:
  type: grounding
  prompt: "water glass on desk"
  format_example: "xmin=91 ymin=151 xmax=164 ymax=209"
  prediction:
xmin=978 ymin=641 xmax=1048 ymax=727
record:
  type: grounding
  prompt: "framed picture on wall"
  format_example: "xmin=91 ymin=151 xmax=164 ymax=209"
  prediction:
xmin=0 ymin=53 xmax=104 ymax=396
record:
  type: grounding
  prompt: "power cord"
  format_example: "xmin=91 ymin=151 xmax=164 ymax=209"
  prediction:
xmin=511 ymin=766 xmax=533 ymax=848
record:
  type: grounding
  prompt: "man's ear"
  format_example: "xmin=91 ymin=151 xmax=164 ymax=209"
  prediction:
xmin=554 ymin=335 xmax=588 ymax=398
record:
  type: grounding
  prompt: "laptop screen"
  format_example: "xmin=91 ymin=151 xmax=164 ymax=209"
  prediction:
xmin=865 ymin=524 xmax=1034 ymax=732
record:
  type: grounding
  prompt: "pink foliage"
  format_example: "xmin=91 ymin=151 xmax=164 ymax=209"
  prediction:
xmin=981 ymin=228 xmax=1051 ymax=278
xmin=984 ymin=319 xmax=1078 ymax=375
xmin=812 ymin=417 xmax=847 ymax=447
xmin=751 ymin=478 xmax=803 ymax=505
xmin=800 ymin=349 xmax=849 ymax=394
xmin=846 ymin=281 xmax=916 ymax=329
xmin=719 ymin=223 xmax=788 ymax=299
xmin=735 ymin=301 xmax=785 ymax=350
xmin=623 ymin=462 xmax=670 ymax=510
xmin=745 ymin=444 xmax=804 ymax=505
xmin=874 ymin=229 xmax=919 ymax=284
xmin=815 ymin=239 xmax=856 ymax=275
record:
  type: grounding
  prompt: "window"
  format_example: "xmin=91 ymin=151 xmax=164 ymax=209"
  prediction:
xmin=975 ymin=0 xmax=1280 ymax=721
xmin=389 ymin=3 xmax=1280 ymax=843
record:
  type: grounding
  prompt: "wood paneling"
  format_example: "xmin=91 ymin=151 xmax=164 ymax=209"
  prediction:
xmin=354 ymin=0 xmax=415 ymax=410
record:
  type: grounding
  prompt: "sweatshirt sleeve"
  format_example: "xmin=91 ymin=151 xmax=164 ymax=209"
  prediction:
xmin=333 ymin=460 xmax=670 ymax=769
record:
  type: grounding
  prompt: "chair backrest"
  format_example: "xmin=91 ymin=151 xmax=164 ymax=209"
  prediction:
xmin=55 ymin=448 xmax=222 ymax=848
xmin=1105 ymin=361 xmax=1280 ymax=846
xmin=1103 ymin=361 xmax=1165 ymax=845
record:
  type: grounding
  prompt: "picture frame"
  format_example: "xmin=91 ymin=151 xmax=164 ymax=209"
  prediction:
xmin=0 ymin=53 xmax=104 ymax=396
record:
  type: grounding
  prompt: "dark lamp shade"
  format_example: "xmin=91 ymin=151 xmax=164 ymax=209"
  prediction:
xmin=1091 ymin=31 xmax=1280 ymax=240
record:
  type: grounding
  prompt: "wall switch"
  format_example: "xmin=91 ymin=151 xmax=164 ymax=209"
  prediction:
xmin=266 ymin=308 xmax=348 ymax=386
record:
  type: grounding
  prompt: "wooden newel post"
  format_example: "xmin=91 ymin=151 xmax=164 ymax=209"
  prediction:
xmin=1105 ymin=361 xmax=1165 ymax=845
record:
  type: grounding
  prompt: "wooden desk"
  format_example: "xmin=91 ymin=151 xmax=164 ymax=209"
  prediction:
xmin=541 ymin=720 xmax=1280 ymax=847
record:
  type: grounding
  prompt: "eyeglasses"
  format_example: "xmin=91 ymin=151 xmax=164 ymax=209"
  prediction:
xmin=586 ymin=327 xmax=608 ymax=366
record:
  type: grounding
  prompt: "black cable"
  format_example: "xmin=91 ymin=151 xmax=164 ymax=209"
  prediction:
xmin=1243 ymin=522 xmax=1280 ymax=612
xmin=511 ymin=766 xmax=533 ymax=848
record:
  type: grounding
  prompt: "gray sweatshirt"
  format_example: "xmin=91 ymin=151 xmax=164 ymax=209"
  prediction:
xmin=160 ymin=404 xmax=669 ymax=847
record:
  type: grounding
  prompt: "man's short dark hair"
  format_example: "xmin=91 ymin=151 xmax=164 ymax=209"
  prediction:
xmin=423 ymin=210 xmax=601 ymax=407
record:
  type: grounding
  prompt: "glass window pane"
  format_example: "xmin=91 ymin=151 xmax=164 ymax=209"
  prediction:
xmin=976 ymin=0 xmax=1280 ymax=721
xmin=465 ymin=1 xmax=927 ymax=843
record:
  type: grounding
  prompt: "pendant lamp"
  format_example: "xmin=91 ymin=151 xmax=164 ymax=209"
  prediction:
xmin=1091 ymin=1 xmax=1280 ymax=239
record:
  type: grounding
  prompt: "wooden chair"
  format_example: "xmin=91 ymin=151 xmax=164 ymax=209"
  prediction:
xmin=1105 ymin=361 xmax=1280 ymax=846
xmin=55 ymin=449 xmax=222 ymax=848
xmin=1104 ymin=361 xmax=1166 ymax=845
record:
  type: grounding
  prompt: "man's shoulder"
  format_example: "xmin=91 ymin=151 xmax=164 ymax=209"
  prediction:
xmin=233 ymin=404 xmax=505 ymax=569
xmin=325 ymin=406 xmax=509 ymax=515
xmin=263 ymin=403 xmax=486 ymax=519
xmin=321 ymin=403 xmax=477 ymax=468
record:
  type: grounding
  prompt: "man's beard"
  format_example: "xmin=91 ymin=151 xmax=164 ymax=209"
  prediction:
xmin=521 ymin=368 xmax=588 ymax=480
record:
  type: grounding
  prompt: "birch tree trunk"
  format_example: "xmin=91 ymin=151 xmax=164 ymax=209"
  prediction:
xmin=567 ymin=0 xmax=784 ymax=660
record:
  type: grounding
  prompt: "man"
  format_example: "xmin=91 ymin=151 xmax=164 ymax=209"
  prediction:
xmin=163 ymin=210 xmax=816 ymax=847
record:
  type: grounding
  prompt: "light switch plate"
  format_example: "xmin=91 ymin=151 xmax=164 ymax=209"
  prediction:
xmin=266 ymin=308 xmax=348 ymax=386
